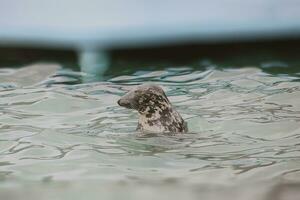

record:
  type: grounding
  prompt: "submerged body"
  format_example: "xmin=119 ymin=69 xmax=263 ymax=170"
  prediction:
xmin=117 ymin=84 xmax=187 ymax=134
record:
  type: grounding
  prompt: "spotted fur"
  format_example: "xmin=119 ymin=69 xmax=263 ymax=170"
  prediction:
xmin=117 ymin=84 xmax=188 ymax=133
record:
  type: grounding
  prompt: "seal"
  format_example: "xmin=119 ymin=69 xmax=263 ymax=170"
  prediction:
xmin=117 ymin=84 xmax=188 ymax=134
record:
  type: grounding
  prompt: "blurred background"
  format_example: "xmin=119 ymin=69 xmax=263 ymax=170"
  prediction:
xmin=1 ymin=0 xmax=300 ymax=79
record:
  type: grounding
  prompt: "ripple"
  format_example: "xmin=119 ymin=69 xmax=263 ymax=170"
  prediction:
xmin=0 ymin=66 xmax=300 ymax=198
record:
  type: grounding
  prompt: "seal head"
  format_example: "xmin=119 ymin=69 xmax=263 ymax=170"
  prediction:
xmin=118 ymin=84 xmax=187 ymax=133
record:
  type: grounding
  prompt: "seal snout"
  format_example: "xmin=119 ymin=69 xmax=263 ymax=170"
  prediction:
xmin=117 ymin=97 xmax=132 ymax=109
xmin=117 ymin=99 xmax=122 ymax=106
xmin=118 ymin=89 xmax=137 ymax=109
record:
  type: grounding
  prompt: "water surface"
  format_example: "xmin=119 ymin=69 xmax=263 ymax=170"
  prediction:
xmin=0 ymin=64 xmax=300 ymax=200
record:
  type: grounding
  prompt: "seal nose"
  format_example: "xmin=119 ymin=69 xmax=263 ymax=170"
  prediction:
xmin=117 ymin=98 xmax=126 ymax=106
xmin=117 ymin=98 xmax=132 ymax=108
xmin=117 ymin=99 xmax=122 ymax=106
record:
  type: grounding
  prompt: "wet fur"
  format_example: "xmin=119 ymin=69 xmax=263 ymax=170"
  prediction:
xmin=118 ymin=84 xmax=187 ymax=133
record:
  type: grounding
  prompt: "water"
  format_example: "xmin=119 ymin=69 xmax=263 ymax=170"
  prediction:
xmin=0 ymin=64 xmax=300 ymax=200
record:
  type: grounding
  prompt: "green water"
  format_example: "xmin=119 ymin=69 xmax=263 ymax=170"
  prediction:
xmin=0 ymin=63 xmax=300 ymax=200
